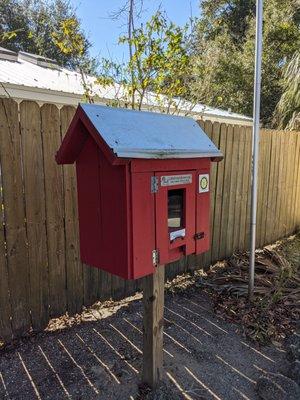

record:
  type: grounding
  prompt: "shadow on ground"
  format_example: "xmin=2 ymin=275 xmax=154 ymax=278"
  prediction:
xmin=0 ymin=289 xmax=288 ymax=399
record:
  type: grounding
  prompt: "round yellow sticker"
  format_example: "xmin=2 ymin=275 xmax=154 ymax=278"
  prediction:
xmin=199 ymin=174 xmax=209 ymax=193
xmin=200 ymin=176 xmax=208 ymax=190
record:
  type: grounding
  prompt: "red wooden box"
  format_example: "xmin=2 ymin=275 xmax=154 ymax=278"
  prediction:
xmin=56 ymin=104 xmax=222 ymax=279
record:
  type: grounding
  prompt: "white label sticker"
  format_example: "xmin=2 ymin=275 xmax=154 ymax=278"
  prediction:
xmin=170 ymin=228 xmax=186 ymax=241
xmin=199 ymin=174 xmax=209 ymax=193
xmin=161 ymin=174 xmax=192 ymax=187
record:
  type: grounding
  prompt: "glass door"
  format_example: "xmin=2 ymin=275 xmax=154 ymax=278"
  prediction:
xmin=155 ymin=171 xmax=196 ymax=264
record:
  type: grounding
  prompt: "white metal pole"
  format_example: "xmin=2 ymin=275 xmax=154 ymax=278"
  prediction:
xmin=249 ymin=0 xmax=263 ymax=300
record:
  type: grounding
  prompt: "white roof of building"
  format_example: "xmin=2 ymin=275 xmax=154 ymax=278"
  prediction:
xmin=0 ymin=48 xmax=252 ymax=125
xmin=80 ymin=103 xmax=223 ymax=159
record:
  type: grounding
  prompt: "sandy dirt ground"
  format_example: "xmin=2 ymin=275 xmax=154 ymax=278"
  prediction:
xmin=0 ymin=287 xmax=289 ymax=400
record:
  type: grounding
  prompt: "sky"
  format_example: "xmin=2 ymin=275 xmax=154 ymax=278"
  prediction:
xmin=69 ymin=0 xmax=200 ymax=62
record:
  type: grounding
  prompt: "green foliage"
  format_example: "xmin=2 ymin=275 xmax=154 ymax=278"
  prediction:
xmin=51 ymin=16 xmax=98 ymax=103
xmin=52 ymin=18 xmax=84 ymax=57
xmin=192 ymin=0 xmax=300 ymax=125
xmin=197 ymin=0 xmax=256 ymax=44
xmin=0 ymin=29 xmax=23 ymax=43
xmin=0 ymin=0 xmax=96 ymax=72
xmin=97 ymin=11 xmax=196 ymax=113
xmin=274 ymin=52 xmax=300 ymax=130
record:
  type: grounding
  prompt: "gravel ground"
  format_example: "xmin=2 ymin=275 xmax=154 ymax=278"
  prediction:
xmin=0 ymin=288 xmax=289 ymax=400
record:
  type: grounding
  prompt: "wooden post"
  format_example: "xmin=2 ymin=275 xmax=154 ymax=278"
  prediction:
xmin=142 ymin=264 xmax=165 ymax=388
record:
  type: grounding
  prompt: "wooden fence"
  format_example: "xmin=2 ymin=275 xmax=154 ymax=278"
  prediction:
xmin=0 ymin=98 xmax=300 ymax=343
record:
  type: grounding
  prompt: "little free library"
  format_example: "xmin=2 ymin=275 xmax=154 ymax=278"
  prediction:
xmin=56 ymin=104 xmax=223 ymax=387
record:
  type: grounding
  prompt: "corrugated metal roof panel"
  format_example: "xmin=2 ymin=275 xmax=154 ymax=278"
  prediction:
xmin=0 ymin=47 xmax=18 ymax=62
xmin=0 ymin=55 xmax=252 ymax=123
xmin=80 ymin=103 xmax=223 ymax=159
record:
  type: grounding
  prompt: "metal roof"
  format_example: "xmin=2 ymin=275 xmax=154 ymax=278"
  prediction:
xmin=81 ymin=104 xmax=223 ymax=159
xmin=0 ymin=47 xmax=18 ymax=62
xmin=0 ymin=54 xmax=87 ymax=94
xmin=0 ymin=50 xmax=252 ymax=125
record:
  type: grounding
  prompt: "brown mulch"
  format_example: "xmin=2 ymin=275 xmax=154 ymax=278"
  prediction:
xmin=203 ymin=233 xmax=300 ymax=344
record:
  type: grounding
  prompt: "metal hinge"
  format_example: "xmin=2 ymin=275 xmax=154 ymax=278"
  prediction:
xmin=151 ymin=176 xmax=159 ymax=193
xmin=152 ymin=249 xmax=159 ymax=266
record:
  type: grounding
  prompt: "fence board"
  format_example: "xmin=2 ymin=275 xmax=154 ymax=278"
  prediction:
xmin=98 ymin=270 xmax=113 ymax=301
xmin=296 ymin=134 xmax=300 ymax=229
xmin=124 ymin=278 xmax=138 ymax=298
xmin=41 ymin=104 xmax=67 ymax=317
xmin=288 ymin=134 xmax=297 ymax=235
xmin=265 ymin=130 xmax=276 ymax=240
xmin=226 ymin=125 xmax=240 ymax=255
xmin=289 ymin=134 xmax=297 ymax=233
xmin=206 ymin=121 xmax=220 ymax=265
xmin=219 ymin=125 xmax=234 ymax=259
xmin=20 ymin=101 xmax=49 ymax=331
xmin=83 ymin=264 xmax=101 ymax=305
xmin=274 ymin=133 xmax=283 ymax=239
xmin=244 ymin=128 xmax=253 ymax=248
xmin=293 ymin=134 xmax=300 ymax=228
xmin=273 ymin=132 xmax=284 ymax=241
xmin=60 ymin=106 xmax=84 ymax=315
xmin=111 ymin=275 xmax=126 ymax=300
xmin=259 ymin=131 xmax=272 ymax=246
xmin=233 ymin=126 xmax=246 ymax=251
xmin=284 ymin=134 xmax=290 ymax=235
xmin=0 ymin=99 xmax=31 ymax=337
xmin=256 ymin=131 xmax=265 ymax=247
xmin=0 ymin=176 xmax=12 ymax=342
xmin=257 ymin=131 xmax=266 ymax=246
xmin=283 ymin=134 xmax=291 ymax=236
xmin=264 ymin=132 xmax=276 ymax=244
xmin=195 ymin=120 xmax=206 ymax=268
xmin=282 ymin=134 xmax=291 ymax=237
xmin=282 ymin=133 xmax=290 ymax=237
xmin=269 ymin=132 xmax=281 ymax=243
xmin=239 ymin=127 xmax=251 ymax=250
xmin=211 ymin=123 xmax=227 ymax=261
xmin=289 ymin=133 xmax=296 ymax=234
xmin=279 ymin=133 xmax=289 ymax=238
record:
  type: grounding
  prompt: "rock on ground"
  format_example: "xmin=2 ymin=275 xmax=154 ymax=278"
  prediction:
xmin=288 ymin=360 xmax=300 ymax=386
xmin=286 ymin=333 xmax=300 ymax=363
xmin=256 ymin=373 xmax=300 ymax=400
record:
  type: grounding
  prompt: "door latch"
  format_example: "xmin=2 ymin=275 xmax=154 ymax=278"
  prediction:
xmin=194 ymin=232 xmax=205 ymax=240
